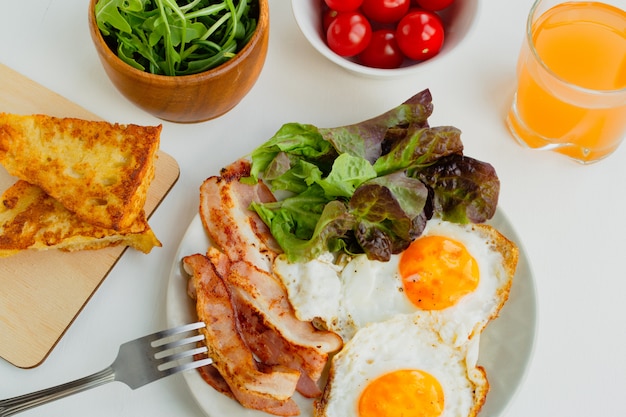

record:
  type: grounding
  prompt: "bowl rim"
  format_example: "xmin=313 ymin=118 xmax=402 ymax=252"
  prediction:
xmin=290 ymin=0 xmax=480 ymax=79
xmin=88 ymin=0 xmax=269 ymax=82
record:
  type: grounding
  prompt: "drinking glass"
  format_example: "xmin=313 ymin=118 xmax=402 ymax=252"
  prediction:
xmin=506 ymin=0 xmax=626 ymax=163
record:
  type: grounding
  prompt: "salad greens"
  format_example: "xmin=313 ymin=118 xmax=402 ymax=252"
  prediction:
xmin=245 ymin=89 xmax=500 ymax=262
xmin=95 ymin=0 xmax=258 ymax=76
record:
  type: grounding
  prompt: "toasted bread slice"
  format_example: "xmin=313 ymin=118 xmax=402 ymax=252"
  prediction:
xmin=0 ymin=180 xmax=161 ymax=257
xmin=0 ymin=113 xmax=161 ymax=230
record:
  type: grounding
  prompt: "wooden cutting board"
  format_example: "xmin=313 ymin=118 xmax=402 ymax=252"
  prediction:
xmin=0 ymin=63 xmax=180 ymax=368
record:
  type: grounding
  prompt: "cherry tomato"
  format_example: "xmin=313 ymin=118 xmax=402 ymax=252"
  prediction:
xmin=359 ymin=29 xmax=404 ymax=68
xmin=324 ymin=0 xmax=364 ymax=12
xmin=395 ymin=10 xmax=444 ymax=60
xmin=322 ymin=9 xmax=341 ymax=33
xmin=361 ymin=0 xmax=411 ymax=24
xmin=326 ymin=12 xmax=373 ymax=57
xmin=414 ymin=0 xmax=454 ymax=11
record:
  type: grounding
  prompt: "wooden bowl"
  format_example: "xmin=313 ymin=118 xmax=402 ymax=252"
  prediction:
xmin=88 ymin=0 xmax=269 ymax=123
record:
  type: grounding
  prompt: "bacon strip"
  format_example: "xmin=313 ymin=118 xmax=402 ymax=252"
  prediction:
xmin=208 ymin=249 xmax=341 ymax=367
xmin=234 ymin=295 xmax=324 ymax=398
xmin=199 ymin=159 xmax=280 ymax=272
xmin=183 ymin=254 xmax=300 ymax=416
xmin=196 ymin=363 xmax=302 ymax=417
xmin=192 ymin=159 xmax=343 ymax=407
xmin=200 ymin=159 xmax=342 ymax=365
xmin=207 ymin=247 xmax=335 ymax=397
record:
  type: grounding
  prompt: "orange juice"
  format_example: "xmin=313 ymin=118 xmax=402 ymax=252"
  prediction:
xmin=507 ymin=1 xmax=626 ymax=163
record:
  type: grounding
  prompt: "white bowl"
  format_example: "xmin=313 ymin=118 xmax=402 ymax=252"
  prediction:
xmin=291 ymin=0 xmax=479 ymax=79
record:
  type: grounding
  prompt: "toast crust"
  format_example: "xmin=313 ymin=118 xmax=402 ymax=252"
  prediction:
xmin=0 ymin=180 xmax=161 ymax=257
xmin=0 ymin=113 xmax=161 ymax=230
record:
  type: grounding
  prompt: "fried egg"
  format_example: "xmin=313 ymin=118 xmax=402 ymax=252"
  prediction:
xmin=274 ymin=219 xmax=518 ymax=346
xmin=314 ymin=313 xmax=489 ymax=417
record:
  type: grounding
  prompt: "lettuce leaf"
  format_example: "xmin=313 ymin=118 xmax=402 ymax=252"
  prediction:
xmin=318 ymin=89 xmax=434 ymax=163
xmin=250 ymin=185 xmax=328 ymax=241
xmin=373 ymin=125 xmax=464 ymax=176
xmin=414 ymin=154 xmax=500 ymax=224
xmin=349 ymin=172 xmax=430 ymax=261
xmin=246 ymin=123 xmax=337 ymax=184
xmin=245 ymin=89 xmax=500 ymax=262
xmin=317 ymin=153 xmax=377 ymax=199
xmin=262 ymin=158 xmax=323 ymax=194
xmin=253 ymin=198 xmax=356 ymax=262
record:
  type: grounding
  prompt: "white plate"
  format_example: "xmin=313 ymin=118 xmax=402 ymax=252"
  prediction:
xmin=165 ymin=208 xmax=537 ymax=417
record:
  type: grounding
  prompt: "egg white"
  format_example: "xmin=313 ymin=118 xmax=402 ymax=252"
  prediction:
xmin=317 ymin=313 xmax=488 ymax=417
xmin=340 ymin=219 xmax=513 ymax=345
xmin=274 ymin=251 xmax=342 ymax=325
xmin=275 ymin=219 xmax=514 ymax=346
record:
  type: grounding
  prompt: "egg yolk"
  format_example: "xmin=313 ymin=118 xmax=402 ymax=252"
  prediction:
xmin=358 ymin=369 xmax=444 ymax=417
xmin=399 ymin=235 xmax=479 ymax=310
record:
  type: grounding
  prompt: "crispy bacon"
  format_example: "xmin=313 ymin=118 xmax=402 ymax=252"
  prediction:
xmin=199 ymin=159 xmax=281 ymax=272
xmin=188 ymin=159 xmax=343 ymax=410
xmin=196 ymin=363 xmax=233 ymax=397
xmin=234 ymin=296 xmax=324 ymax=398
xmin=200 ymin=159 xmax=342 ymax=366
xmin=207 ymin=247 xmax=336 ymax=398
xmin=183 ymin=254 xmax=300 ymax=416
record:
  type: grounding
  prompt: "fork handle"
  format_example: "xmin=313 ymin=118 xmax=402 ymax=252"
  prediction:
xmin=0 ymin=366 xmax=115 ymax=417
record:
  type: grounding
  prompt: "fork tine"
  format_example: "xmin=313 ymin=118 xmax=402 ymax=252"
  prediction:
xmin=154 ymin=333 xmax=206 ymax=357
xmin=150 ymin=323 xmax=212 ymax=374
xmin=112 ymin=322 xmax=211 ymax=389
xmin=159 ymin=356 xmax=214 ymax=377
xmin=151 ymin=322 xmax=206 ymax=345
xmin=156 ymin=344 xmax=208 ymax=368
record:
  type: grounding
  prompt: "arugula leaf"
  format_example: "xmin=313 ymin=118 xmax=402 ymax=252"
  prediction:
xmin=95 ymin=0 xmax=258 ymax=76
xmin=181 ymin=38 xmax=236 ymax=74
xmin=116 ymin=30 xmax=160 ymax=71
xmin=95 ymin=0 xmax=145 ymax=35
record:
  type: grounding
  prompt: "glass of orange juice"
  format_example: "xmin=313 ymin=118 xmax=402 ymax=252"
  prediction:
xmin=506 ymin=0 xmax=626 ymax=163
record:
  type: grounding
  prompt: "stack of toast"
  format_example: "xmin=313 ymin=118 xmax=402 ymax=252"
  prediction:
xmin=0 ymin=113 xmax=162 ymax=257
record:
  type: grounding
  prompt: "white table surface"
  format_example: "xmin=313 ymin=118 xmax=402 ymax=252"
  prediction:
xmin=1 ymin=0 xmax=626 ymax=416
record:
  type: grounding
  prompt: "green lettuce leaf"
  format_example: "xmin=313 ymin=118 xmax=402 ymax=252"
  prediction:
xmin=262 ymin=158 xmax=323 ymax=194
xmin=317 ymin=153 xmax=377 ymax=199
xmin=253 ymin=199 xmax=356 ymax=262
xmin=246 ymin=123 xmax=337 ymax=184
xmin=250 ymin=185 xmax=328 ymax=241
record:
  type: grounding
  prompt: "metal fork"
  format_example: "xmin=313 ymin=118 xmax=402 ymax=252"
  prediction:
xmin=0 ymin=322 xmax=212 ymax=417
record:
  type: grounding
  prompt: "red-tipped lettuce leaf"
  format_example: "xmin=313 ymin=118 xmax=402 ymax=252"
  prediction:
xmin=349 ymin=172 xmax=430 ymax=261
xmin=318 ymin=89 xmax=434 ymax=164
xmin=373 ymin=125 xmax=464 ymax=176
xmin=415 ymin=154 xmax=500 ymax=224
